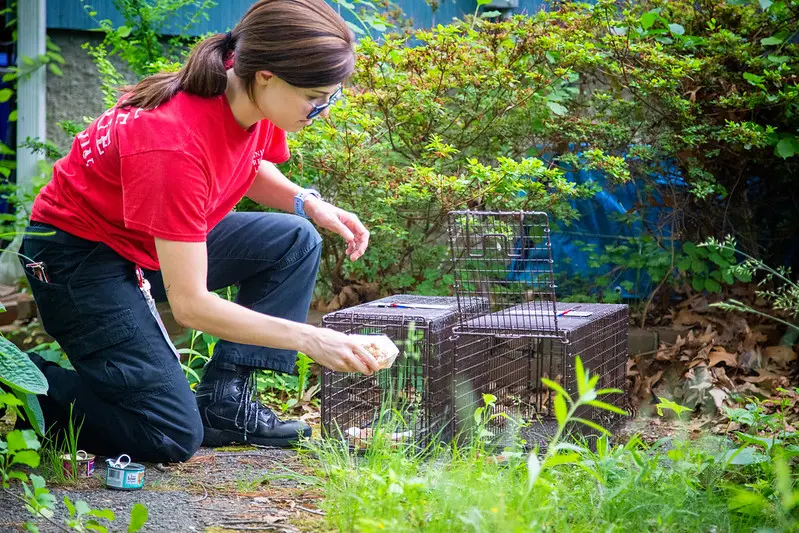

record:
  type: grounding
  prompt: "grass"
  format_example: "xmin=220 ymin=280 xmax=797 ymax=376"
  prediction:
xmin=299 ymin=361 xmax=798 ymax=533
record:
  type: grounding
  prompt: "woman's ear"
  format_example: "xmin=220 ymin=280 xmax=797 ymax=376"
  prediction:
xmin=255 ymin=70 xmax=275 ymax=87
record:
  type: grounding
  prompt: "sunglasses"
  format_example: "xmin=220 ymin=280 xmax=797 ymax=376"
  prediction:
xmin=306 ymin=86 xmax=343 ymax=119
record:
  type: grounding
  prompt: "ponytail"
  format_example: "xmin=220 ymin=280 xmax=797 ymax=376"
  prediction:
xmin=120 ymin=32 xmax=234 ymax=110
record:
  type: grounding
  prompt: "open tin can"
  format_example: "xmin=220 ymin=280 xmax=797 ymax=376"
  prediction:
xmin=61 ymin=450 xmax=95 ymax=478
xmin=104 ymin=454 xmax=145 ymax=490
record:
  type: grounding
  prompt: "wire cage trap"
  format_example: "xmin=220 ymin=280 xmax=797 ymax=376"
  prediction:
xmin=321 ymin=295 xmax=487 ymax=449
xmin=453 ymin=303 xmax=629 ymax=445
xmin=447 ymin=210 xmax=562 ymax=338
xmin=448 ymin=211 xmax=630 ymax=443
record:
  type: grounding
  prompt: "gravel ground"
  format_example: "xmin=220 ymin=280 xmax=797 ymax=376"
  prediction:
xmin=0 ymin=446 xmax=327 ymax=533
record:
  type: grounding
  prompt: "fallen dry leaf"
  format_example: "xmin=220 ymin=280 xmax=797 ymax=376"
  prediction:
xmin=673 ymin=310 xmax=706 ymax=327
xmin=708 ymin=347 xmax=737 ymax=368
xmin=739 ymin=382 xmax=770 ymax=398
xmin=709 ymin=387 xmax=728 ymax=411
xmin=711 ymin=367 xmax=737 ymax=390
xmin=764 ymin=345 xmax=797 ymax=366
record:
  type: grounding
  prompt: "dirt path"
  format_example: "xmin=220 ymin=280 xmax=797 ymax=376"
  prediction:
xmin=0 ymin=446 xmax=328 ymax=533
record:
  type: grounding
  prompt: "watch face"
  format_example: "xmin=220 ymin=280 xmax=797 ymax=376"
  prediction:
xmin=294 ymin=194 xmax=306 ymax=217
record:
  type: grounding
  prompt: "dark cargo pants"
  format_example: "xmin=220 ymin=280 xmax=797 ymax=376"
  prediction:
xmin=20 ymin=212 xmax=322 ymax=462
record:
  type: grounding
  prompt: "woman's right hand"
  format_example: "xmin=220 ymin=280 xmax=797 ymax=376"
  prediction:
xmin=302 ymin=327 xmax=381 ymax=375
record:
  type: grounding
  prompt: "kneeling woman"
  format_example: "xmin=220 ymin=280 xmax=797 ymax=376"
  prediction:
xmin=21 ymin=0 xmax=379 ymax=463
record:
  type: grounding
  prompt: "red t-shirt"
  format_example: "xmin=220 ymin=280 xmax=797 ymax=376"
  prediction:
xmin=31 ymin=91 xmax=290 ymax=270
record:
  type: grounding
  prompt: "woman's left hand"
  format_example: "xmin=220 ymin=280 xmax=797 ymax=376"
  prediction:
xmin=305 ymin=197 xmax=369 ymax=261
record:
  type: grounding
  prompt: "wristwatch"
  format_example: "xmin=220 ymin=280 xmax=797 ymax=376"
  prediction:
xmin=293 ymin=188 xmax=322 ymax=218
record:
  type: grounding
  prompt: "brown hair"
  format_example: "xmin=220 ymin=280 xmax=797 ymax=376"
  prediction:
xmin=121 ymin=0 xmax=355 ymax=110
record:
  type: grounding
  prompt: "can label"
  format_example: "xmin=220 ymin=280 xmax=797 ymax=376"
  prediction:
xmin=125 ymin=470 xmax=144 ymax=486
xmin=61 ymin=450 xmax=95 ymax=478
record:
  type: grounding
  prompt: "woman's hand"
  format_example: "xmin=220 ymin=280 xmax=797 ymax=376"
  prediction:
xmin=301 ymin=327 xmax=380 ymax=375
xmin=304 ymin=197 xmax=369 ymax=261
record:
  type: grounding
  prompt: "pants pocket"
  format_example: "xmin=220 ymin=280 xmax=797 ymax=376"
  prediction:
xmin=61 ymin=309 xmax=174 ymax=403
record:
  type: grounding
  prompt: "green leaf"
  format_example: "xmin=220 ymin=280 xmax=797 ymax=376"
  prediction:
xmin=84 ymin=520 xmax=108 ymax=532
xmin=761 ymin=32 xmax=788 ymax=45
xmin=775 ymin=137 xmax=798 ymax=159
xmin=543 ymin=452 xmax=580 ymax=468
xmin=49 ymin=64 xmax=63 ymax=77
xmin=345 ymin=21 xmax=364 ymax=35
xmin=30 ymin=474 xmax=46 ymax=490
xmin=554 ymin=394 xmax=567 ymax=426
xmin=595 ymin=388 xmax=624 ymax=395
xmin=88 ymin=508 xmax=115 ymax=521
xmin=546 ymin=102 xmax=568 ymax=116
xmin=63 ymin=496 xmax=76 ymax=517
xmin=586 ymin=400 xmax=628 ymax=415
xmin=571 ymin=417 xmax=611 ymax=435
xmin=758 ymin=0 xmax=773 ymax=9
xmin=0 ymin=89 xmax=12 ymax=103
xmin=8 ymin=471 xmax=28 ymax=483
xmin=16 ymin=391 xmax=45 ymax=436
xmin=8 ymin=110 xmax=16 ymax=122
xmin=708 ymin=252 xmax=727 ymax=267
xmin=729 ymin=490 xmax=768 ymax=515
xmin=541 ymin=378 xmax=569 ymax=401
xmin=718 ymin=446 xmax=768 ymax=465
xmin=722 ymin=270 xmax=734 ymax=285
xmin=743 ymin=72 xmax=764 ymax=85
xmin=705 ymin=278 xmax=722 ymax=293
xmin=117 ymin=25 xmax=131 ymax=38
xmin=481 ymin=10 xmax=502 ymax=18
xmin=575 ymin=356 xmax=586 ymax=397
xmin=477 ymin=0 xmax=493 ymax=5
xmin=75 ymin=500 xmax=91 ymax=516
xmin=0 ymin=391 xmax=23 ymax=406
xmin=668 ymin=24 xmax=685 ymax=35
xmin=11 ymin=450 xmax=41 ymax=468
xmin=128 ymin=503 xmax=149 ymax=533
xmin=640 ymin=11 xmax=658 ymax=30
xmin=6 ymin=429 xmax=40 ymax=453
xmin=767 ymin=55 xmax=790 ymax=63
xmin=551 ymin=442 xmax=587 ymax=454
xmin=0 ymin=336 xmax=49 ymax=395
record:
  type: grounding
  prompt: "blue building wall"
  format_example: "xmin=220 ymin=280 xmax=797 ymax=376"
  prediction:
xmin=46 ymin=1 xmax=547 ymax=34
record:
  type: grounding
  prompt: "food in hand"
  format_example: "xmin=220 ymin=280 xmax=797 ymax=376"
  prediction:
xmin=349 ymin=334 xmax=400 ymax=369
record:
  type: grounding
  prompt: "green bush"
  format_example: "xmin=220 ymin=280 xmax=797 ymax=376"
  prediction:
xmin=283 ymin=16 xmax=616 ymax=305
xmin=279 ymin=0 xmax=798 ymax=306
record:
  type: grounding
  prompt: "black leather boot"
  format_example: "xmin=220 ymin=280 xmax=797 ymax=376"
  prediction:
xmin=195 ymin=361 xmax=311 ymax=447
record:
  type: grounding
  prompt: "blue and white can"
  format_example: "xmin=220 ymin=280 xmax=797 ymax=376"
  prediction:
xmin=104 ymin=454 xmax=145 ymax=490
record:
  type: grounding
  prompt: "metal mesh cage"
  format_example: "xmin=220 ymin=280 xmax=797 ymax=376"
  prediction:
xmin=447 ymin=210 xmax=561 ymax=338
xmin=320 ymin=210 xmax=630 ymax=449
xmin=453 ymin=302 xmax=629 ymax=446
xmin=321 ymin=295 xmax=487 ymax=448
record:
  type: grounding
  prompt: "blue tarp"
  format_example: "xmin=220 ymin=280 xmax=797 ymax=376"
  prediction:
xmin=513 ymin=154 xmax=684 ymax=300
